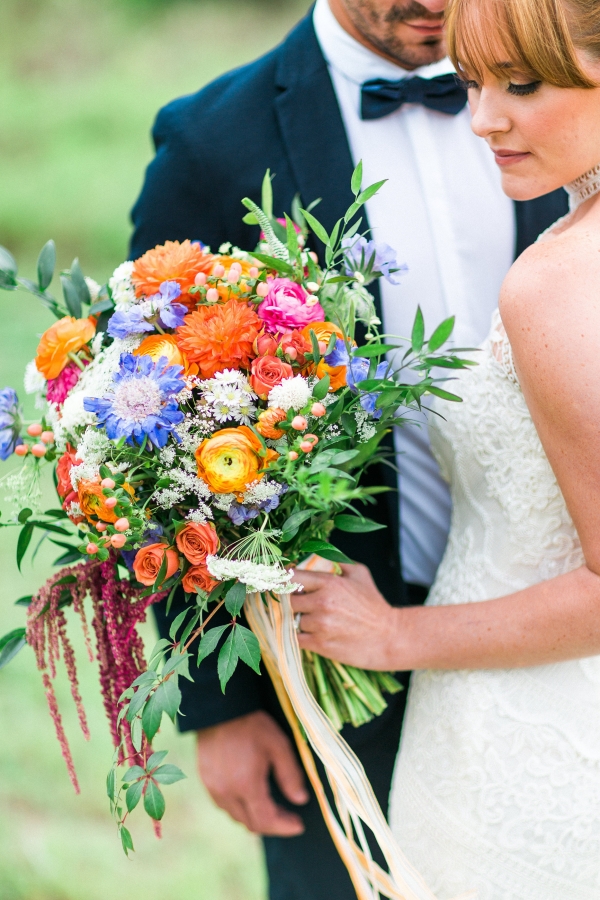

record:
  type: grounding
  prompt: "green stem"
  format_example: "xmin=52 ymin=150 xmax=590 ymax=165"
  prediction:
xmin=67 ymin=352 xmax=86 ymax=371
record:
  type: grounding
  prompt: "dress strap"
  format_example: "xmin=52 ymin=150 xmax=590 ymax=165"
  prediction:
xmin=488 ymin=309 xmax=519 ymax=385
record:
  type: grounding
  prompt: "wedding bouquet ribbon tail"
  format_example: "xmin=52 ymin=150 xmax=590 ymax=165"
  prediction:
xmin=244 ymin=586 xmax=470 ymax=900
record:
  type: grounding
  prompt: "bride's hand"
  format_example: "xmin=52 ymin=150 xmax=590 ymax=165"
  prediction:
xmin=291 ymin=563 xmax=400 ymax=670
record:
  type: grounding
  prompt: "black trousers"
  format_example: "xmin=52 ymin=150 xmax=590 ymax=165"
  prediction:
xmin=262 ymin=583 xmax=428 ymax=900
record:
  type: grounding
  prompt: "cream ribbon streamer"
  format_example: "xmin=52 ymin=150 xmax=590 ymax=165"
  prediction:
xmin=244 ymin=585 xmax=474 ymax=900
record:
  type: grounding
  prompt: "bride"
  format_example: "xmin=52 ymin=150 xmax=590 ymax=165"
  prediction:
xmin=292 ymin=0 xmax=600 ymax=896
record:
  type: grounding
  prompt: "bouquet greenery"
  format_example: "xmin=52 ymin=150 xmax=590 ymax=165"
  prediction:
xmin=0 ymin=164 xmax=470 ymax=851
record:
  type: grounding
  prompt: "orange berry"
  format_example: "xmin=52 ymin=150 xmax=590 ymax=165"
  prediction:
xmin=311 ymin=403 xmax=326 ymax=417
xmin=14 ymin=444 xmax=28 ymax=457
xmin=206 ymin=287 xmax=219 ymax=303
xmin=31 ymin=443 xmax=46 ymax=458
xmin=114 ymin=518 xmax=129 ymax=533
xmin=213 ymin=263 xmax=225 ymax=278
xmin=96 ymin=522 xmax=107 ymax=532
xmin=288 ymin=451 xmax=299 ymax=461
xmin=101 ymin=477 xmax=115 ymax=489
xmin=300 ymin=441 xmax=314 ymax=453
xmin=27 ymin=423 xmax=43 ymax=437
xmin=194 ymin=272 xmax=207 ymax=286
xmin=291 ymin=416 xmax=307 ymax=431
xmin=256 ymin=282 xmax=269 ymax=298
xmin=41 ymin=431 xmax=54 ymax=444
xmin=110 ymin=534 xmax=127 ymax=549
xmin=86 ymin=543 xmax=99 ymax=555
xmin=104 ymin=496 xmax=118 ymax=509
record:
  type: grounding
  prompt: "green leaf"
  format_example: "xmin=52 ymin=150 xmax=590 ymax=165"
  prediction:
xmin=299 ymin=209 xmax=330 ymax=247
xmin=280 ymin=508 xmax=314 ymax=542
xmin=0 ymin=245 xmax=17 ymax=276
xmin=14 ymin=595 xmax=33 ymax=607
xmin=89 ymin=298 xmax=114 ymax=315
xmin=248 ymin=252 xmax=295 ymax=276
xmin=285 ymin=214 xmax=300 ymax=258
xmin=126 ymin=779 xmax=145 ymax=813
xmin=225 ymin=581 xmax=246 ymax=617
xmin=16 ymin=522 xmax=34 ymax=572
xmin=300 ymin=540 xmax=352 ymax=564
xmin=426 ymin=386 xmax=462 ymax=402
xmin=70 ymin=258 xmax=91 ymax=305
xmin=233 ymin=625 xmax=261 ymax=674
xmin=155 ymin=676 xmax=182 ymax=722
xmin=123 ymin=765 xmax=146 ymax=783
xmin=312 ymin=374 xmax=330 ymax=401
xmin=152 ymin=764 xmax=186 ymax=785
xmin=308 ymin=327 xmax=321 ymax=366
xmin=61 ymin=275 xmax=82 ymax=319
xmin=331 ymin=449 xmax=360 ymax=466
xmin=17 ymin=508 xmax=32 ymax=524
xmin=152 ymin=549 xmax=169 ymax=593
xmin=261 ymin=169 xmax=273 ymax=220
xmin=351 ymin=160 xmax=363 ymax=197
xmin=333 ymin=514 xmax=386 ymax=533
xmin=428 ymin=316 xmax=455 ymax=352
xmin=131 ymin=715 xmax=143 ymax=753
xmin=148 ymin=638 xmax=171 ymax=670
xmin=143 ymin=780 xmax=165 ymax=821
xmin=0 ymin=628 xmax=27 ymax=669
xmin=147 ymin=750 xmax=169 ymax=770
xmin=411 ymin=306 xmax=425 ymax=353
xmin=197 ymin=624 xmax=228 ymax=665
xmin=106 ymin=768 xmax=116 ymax=801
xmin=356 ymin=180 xmax=387 ymax=205
xmin=120 ymin=825 xmax=134 ymax=856
xmin=126 ymin=682 xmax=155 ymax=722
xmin=141 ymin=688 xmax=164 ymax=741
xmin=37 ymin=240 xmax=56 ymax=291
xmin=217 ymin=629 xmax=239 ymax=692
xmin=242 ymin=212 xmax=259 ymax=225
xmin=169 ymin=609 xmax=189 ymax=641
xmin=352 ymin=343 xmax=402 ymax=358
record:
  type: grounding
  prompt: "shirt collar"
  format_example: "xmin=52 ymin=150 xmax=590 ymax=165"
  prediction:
xmin=313 ymin=0 xmax=456 ymax=86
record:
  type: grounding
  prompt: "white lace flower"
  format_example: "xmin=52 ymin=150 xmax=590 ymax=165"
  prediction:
xmin=206 ymin=556 xmax=300 ymax=594
xmin=212 ymin=492 xmax=235 ymax=512
xmin=268 ymin=375 xmax=312 ymax=411
xmin=24 ymin=360 xmax=46 ymax=395
xmin=186 ymin=506 xmax=213 ymax=524
xmin=242 ymin=479 xmax=284 ymax=505
xmin=109 ymin=261 xmax=136 ymax=310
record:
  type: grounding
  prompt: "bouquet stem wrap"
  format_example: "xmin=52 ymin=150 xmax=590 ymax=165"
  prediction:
xmin=244 ymin=589 xmax=473 ymax=900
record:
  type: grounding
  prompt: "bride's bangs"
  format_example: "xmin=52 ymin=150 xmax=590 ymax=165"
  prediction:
xmin=446 ymin=0 xmax=596 ymax=88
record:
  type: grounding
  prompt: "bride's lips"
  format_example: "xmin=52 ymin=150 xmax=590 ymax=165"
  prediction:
xmin=493 ymin=149 xmax=531 ymax=167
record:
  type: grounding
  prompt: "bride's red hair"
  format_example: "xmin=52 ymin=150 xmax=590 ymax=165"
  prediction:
xmin=445 ymin=0 xmax=600 ymax=88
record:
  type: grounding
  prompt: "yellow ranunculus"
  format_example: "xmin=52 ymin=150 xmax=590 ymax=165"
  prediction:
xmin=195 ymin=426 xmax=278 ymax=495
xmin=133 ymin=334 xmax=198 ymax=375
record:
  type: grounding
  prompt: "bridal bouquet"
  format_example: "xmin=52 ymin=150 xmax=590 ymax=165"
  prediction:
xmin=0 ymin=166 xmax=467 ymax=853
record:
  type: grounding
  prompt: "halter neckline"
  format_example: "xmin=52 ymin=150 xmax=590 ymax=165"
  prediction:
xmin=565 ymin=162 xmax=600 ymax=210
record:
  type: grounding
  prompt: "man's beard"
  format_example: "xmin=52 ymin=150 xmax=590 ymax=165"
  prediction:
xmin=346 ymin=0 xmax=446 ymax=69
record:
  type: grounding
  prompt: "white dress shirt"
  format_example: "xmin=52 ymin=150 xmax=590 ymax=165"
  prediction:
xmin=313 ymin=0 xmax=515 ymax=586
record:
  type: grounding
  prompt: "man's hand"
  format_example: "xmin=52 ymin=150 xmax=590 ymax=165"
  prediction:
xmin=196 ymin=710 xmax=309 ymax=836
xmin=292 ymin=563 xmax=400 ymax=670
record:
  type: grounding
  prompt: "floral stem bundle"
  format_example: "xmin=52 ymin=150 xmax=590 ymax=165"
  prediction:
xmin=0 ymin=164 xmax=472 ymax=868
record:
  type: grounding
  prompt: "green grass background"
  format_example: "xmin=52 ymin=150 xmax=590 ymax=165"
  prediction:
xmin=0 ymin=1 xmax=309 ymax=897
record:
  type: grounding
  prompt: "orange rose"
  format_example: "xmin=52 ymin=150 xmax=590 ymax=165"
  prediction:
xmin=182 ymin=564 xmax=218 ymax=595
xmin=250 ymin=355 xmax=293 ymax=400
xmin=254 ymin=331 xmax=279 ymax=357
xmin=133 ymin=334 xmax=198 ymax=376
xmin=195 ymin=426 xmax=278 ymax=495
xmin=301 ymin=322 xmax=348 ymax=391
xmin=35 ymin=316 xmax=95 ymax=380
xmin=132 ymin=240 xmax=215 ymax=309
xmin=56 ymin=444 xmax=79 ymax=500
xmin=256 ymin=407 xmax=287 ymax=440
xmin=133 ymin=543 xmax=180 ymax=587
xmin=175 ymin=521 xmax=219 ymax=566
xmin=77 ymin=479 xmax=135 ymax=523
xmin=176 ymin=299 xmax=261 ymax=379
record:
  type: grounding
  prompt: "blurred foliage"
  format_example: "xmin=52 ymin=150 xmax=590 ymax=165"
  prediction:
xmin=0 ymin=0 xmax=309 ymax=897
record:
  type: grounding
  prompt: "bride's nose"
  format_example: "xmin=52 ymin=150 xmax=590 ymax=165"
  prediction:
xmin=469 ymin=88 xmax=512 ymax=140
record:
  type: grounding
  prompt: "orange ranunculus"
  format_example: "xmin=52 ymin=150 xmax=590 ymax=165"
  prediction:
xmin=131 ymin=240 xmax=215 ymax=309
xmin=176 ymin=299 xmax=261 ymax=379
xmin=56 ymin=444 xmax=79 ymax=500
xmin=35 ymin=316 xmax=95 ymax=380
xmin=133 ymin=334 xmax=198 ymax=375
xmin=133 ymin=543 xmax=180 ymax=587
xmin=250 ymin=355 xmax=293 ymax=400
xmin=280 ymin=329 xmax=311 ymax=367
xmin=256 ymin=407 xmax=287 ymax=440
xmin=301 ymin=321 xmax=348 ymax=391
xmin=77 ymin=479 xmax=135 ymax=523
xmin=195 ymin=426 xmax=278 ymax=495
xmin=182 ymin=564 xmax=218 ymax=595
xmin=175 ymin=521 xmax=219 ymax=566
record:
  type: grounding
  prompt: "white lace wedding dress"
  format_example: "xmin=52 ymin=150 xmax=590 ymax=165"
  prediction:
xmin=389 ymin=309 xmax=600 ymax=899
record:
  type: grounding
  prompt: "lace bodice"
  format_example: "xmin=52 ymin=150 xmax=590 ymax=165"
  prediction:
xmin=389 ymin=311 xmax=600 ymax=900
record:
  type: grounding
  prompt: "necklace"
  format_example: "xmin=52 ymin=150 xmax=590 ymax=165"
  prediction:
xmin=565 ymin=162 xmax=600 ymax=210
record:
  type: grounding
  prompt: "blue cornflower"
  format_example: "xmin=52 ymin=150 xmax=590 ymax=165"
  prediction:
xmin=0 ymin=388 xmax=22 ymax=460
xmin=151 ymin=281 xmax=187 ymax=329
xmin=107 ymin=307 xmax=154 ymax=340
xmin=347 ymin=357 xmax=390 ymax=420
xmin=83 ymin=354 xmax=185 ymax=449
xmin=325 ymin=339 xmax=350 ymax=367
xmin=228 ymin=502 xmax=261 ymax=526
xmin=342 ymin=235 xmax=407 ymax=286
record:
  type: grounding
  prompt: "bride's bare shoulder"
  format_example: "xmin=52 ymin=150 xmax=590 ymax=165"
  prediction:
xmin=500 ymin=218 xmax=600 ymax=360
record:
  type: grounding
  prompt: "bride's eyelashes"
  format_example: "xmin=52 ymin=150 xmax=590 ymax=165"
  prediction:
xmin=507 ymin=81 xmax=542 ymax=96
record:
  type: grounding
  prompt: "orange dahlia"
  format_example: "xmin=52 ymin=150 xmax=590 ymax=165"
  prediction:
xmin=133 ymin=334 xmax=198 ymax=376
xmin=176 ymin=299 xmax=261 ymax=379
xmin=131 ymin=240 xmax=215 ymax=309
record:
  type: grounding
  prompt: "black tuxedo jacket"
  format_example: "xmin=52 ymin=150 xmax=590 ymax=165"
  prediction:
xmin=130 ymin=10 xmax=568 ymax=733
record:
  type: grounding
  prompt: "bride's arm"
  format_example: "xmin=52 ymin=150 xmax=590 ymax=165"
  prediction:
xmin=291 ymin=229 xmax=600 ymax=672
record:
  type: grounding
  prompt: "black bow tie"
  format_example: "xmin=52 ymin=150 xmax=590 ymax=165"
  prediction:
xmin=361 ymin=73 xmax=468 ymax=120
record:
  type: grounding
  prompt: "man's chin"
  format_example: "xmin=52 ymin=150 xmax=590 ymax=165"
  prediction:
xmin=372 ymin=37 xmax=447 ymax=70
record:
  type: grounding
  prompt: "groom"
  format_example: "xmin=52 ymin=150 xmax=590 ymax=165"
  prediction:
xmin=130 ymin=1 xmax=567 ymax=898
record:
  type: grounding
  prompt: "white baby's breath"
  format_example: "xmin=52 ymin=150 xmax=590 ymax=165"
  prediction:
xmin=109 ymin=261 xmax=136 ymax=310
xmin=24 ymin=360 xmax=46 ymax=395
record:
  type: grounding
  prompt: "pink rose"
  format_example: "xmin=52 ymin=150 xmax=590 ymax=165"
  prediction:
xmin=257 ymin=278 xmax=325 ymax=334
